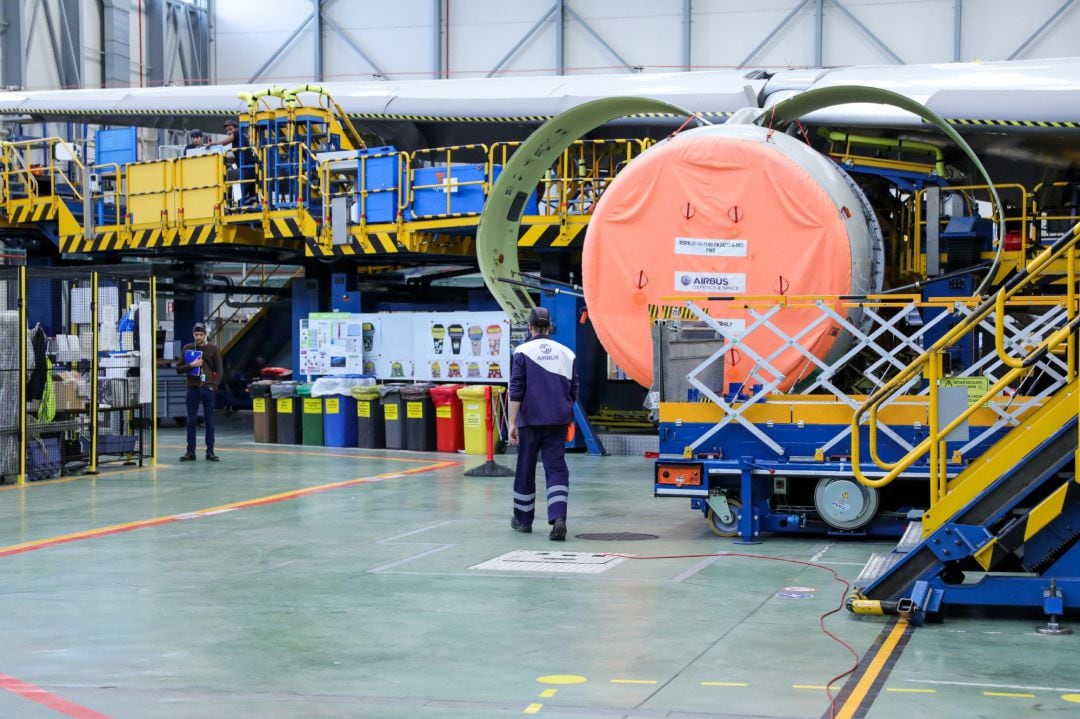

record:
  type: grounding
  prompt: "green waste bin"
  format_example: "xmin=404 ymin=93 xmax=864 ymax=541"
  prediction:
xmin=353 ymin=385 xmax=385 ymax=449
xmin=457 ymin=385 xmax=505 ymax=455
xmin=298 ymin=383 xmax=324 ymax=446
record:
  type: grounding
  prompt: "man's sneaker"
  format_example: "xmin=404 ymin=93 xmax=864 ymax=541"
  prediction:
xmin=511 ymin=517 xmax=532 ymax=533
xmin=179 ymin=452 xmax=196 ymax=462
xmin=206 ymin=452 xmax=220 ymax=462
xmin=549 ymin=518 xmax=567 ymax=541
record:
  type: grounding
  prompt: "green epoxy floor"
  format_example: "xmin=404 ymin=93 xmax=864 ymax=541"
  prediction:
xmin=2 ymin=417 xmax=1079 ymax=718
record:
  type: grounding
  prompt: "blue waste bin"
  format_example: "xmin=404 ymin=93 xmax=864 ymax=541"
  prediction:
xmin=323 ymin=394 xmax=358 ymax=447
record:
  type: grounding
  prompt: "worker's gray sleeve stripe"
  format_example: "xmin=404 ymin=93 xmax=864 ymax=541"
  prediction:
xmin=514 ymin=492 xmax=536 ymax=502
xmin=514 ymin=501 xmax=535 ymax=512
xmin=548 ymin=497 xmax=568 ymax=506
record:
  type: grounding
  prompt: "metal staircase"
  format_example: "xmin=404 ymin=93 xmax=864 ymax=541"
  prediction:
xmin=848 ymin=222 xmax=1080 ymax=626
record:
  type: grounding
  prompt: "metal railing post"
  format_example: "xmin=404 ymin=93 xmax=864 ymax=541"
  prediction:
xmin=17 ymin=265 xmax=26 ymax=485
xmin=88 ymin=272 xmax=99 ymax=475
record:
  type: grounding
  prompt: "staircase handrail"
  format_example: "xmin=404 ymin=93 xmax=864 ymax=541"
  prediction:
xmin=851 ymin=221 xmax=1080 ymax=499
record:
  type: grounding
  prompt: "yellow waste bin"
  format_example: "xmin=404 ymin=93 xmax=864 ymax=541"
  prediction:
xmin=456 ymin=385 xmax=505 ymax=455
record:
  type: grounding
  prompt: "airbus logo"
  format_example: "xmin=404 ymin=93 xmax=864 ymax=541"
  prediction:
xmin=539 ymin=343 xmax=552 ymax=353
xmin=674 ymin=272 xmax=747 ymax=293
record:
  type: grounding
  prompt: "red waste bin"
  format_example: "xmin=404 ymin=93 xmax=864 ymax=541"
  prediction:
xmin=430 ymin=384 xmax=465 ymax=453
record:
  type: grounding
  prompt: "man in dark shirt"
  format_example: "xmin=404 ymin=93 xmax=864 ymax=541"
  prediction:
xmin=183 ymin=129 xmax=205 ymax=155
xmin=176 ymin=322 xmax=223 ymax=461
xmin=507 ymin=307 xmax=578 ymax=541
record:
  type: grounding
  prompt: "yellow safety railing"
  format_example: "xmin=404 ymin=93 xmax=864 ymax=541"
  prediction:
xmin=407 ymin=144 xmax=490 ymax=217
xmin=1032 ymin=181 xmax=1080 ymax=245
xmin=905 ymin=183 xmax=1029 ymax=280
xmin=89 ymin=163 xmax=125 ymax=227
xmin=0 ymin=137 xmax=86 ymax=205
xmin=258 ymin=141 xmax=321 ymax=212
xmin=852 ymin=220 xmax=1080 ymax=505
xmin=489 ymin=138 xmax=652 ymax=217
xmin=317 ymin=147 xmax=409 ymax=234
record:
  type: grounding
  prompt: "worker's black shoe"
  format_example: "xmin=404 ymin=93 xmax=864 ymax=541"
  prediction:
xmin=206 ymin=452 xmax=220 ymax=462
xmin=549 ymin=518 xmax=567 ymax=541
xmin=511 ymin=517 xmax=532 ymax=533
xmin=179 ymin=452 xmax=196 ymax=462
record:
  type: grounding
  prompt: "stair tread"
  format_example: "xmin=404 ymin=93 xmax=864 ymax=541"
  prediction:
xmin=855 ymin=552 xmax=905 ymax=588
xmin=896 ymin=521 xmax=924 ymax=554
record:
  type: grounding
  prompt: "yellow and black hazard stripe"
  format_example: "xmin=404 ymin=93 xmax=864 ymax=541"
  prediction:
xmin=408 ymin=212 xmax=480 ymax=221
xmin=59 ymin=235 xmax=86 ymax=253
xmin=128 ymin=228 xmax=167 ymax=249
xmin=180 ymin=225 xmax=218 ymax=246
xmin=343 ymin=111 xmax=733 ymax=123
xmin=7 ymin=202 xmax=57 ymax=224
xmin=518 ymin=224 xmax=587 ymax=248
xmin=267 ymin=217 xmax=303 ymax=239
xmin=648 ymin=304 xmax=711 ymax=320
xmin=945 ymin=118 xmax=1080 ymax=129
xmin=974 ymin=479 xmax=1080 ymax=570
xmin=60 ymin=231 xmax=122 ymax=253
xmin=304 ymin=231 xmax=401 ymax=257
xmin=16 ymin=108 xmax=733 ymax=123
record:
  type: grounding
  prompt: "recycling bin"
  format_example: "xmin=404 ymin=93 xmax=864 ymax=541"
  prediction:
xmin=298 ymin=383 xmax=324 ymax=446
xmin=380 ymin=384 xmax=408 ymax=450
xmin=457 ymin=385 xmax=505 ymax=455
xmin=323 ymin=392 xmax=358 ymax=447
xmin=430 ymin=384 xmax=464 ymax=453
xmin=402 ymin=383 xmax=435 ymax=451
xmin=271 ymin=381 xmax=302 ymax=445
xmin=353 ymin=385 xmax=385 ymax=449
xmin=249 ymin=380 xmax=278 ymax=443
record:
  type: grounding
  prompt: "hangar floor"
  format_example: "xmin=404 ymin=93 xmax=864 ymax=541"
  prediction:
xmin=2 ymin=416 xmax=1078 ymax=718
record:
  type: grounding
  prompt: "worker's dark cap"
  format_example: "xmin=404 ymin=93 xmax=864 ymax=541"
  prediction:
xmin=192 ymin=322 xmax=207 ymax=333
xmin=223 ymin=118 xmax=238 ymax=129
xmin=190 ymin=129 xmax=203 ymax=137
xmin=528 ymin=307 xmax=551 ymax=327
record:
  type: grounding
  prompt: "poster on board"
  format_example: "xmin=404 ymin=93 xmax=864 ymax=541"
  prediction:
xmin=300 ymin=310 xmax=513 ymax=382
xmin=415 ymin=311 xmax=511 ymax=382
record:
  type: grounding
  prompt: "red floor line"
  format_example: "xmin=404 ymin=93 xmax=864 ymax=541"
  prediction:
xmin=158 ymin=443 xmax=444 ymax=463
xmin=0 ymin=672 xmax=112 ymax=719
xmin=0 ymin=461 xmax=459 ymax=560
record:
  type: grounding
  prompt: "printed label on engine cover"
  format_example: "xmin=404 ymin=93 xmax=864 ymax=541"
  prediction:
xmin=674 ymin=237 xmax=747 ymax=257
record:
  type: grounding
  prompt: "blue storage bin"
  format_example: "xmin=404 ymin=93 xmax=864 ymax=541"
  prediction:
xmin=323 ymin=395 xmax=359 ymax=447
xmin=357 ymin=147 xmax=400 ymax=224
xmin=95 ymin=127 xmax=138 ymax=168
xmin=27 ymin=437 xmax=62 ymax=481
xmin=408 ymin=164 xmax=536 ymax=218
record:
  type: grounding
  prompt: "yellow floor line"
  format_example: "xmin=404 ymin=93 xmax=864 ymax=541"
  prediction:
xmin=539 ymin=689 xmax=556 ymax=698
xmin=984 ymin=691 xmax=1036 ymax=698
xmin=834 ymin=618 xmax=909 ymax=719
xmin=793 ymin=685 xmax=829 ymax=690
xmin=523 ymin=703 xmax=543 ymax=714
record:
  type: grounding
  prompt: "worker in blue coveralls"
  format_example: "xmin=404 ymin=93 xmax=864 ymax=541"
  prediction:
xmin=508 ymin=306 xmax=578 ymax=541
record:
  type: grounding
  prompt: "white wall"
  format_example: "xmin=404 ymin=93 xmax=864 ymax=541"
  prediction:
xmin=8 ymin=0 xmax=1080 ymax=91
xmin=212 ymin=0 xmax=1080 ymax=84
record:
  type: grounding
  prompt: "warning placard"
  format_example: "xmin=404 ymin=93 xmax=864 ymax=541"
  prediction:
xmin=941 ymin=377 xmax=991 ymax=406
